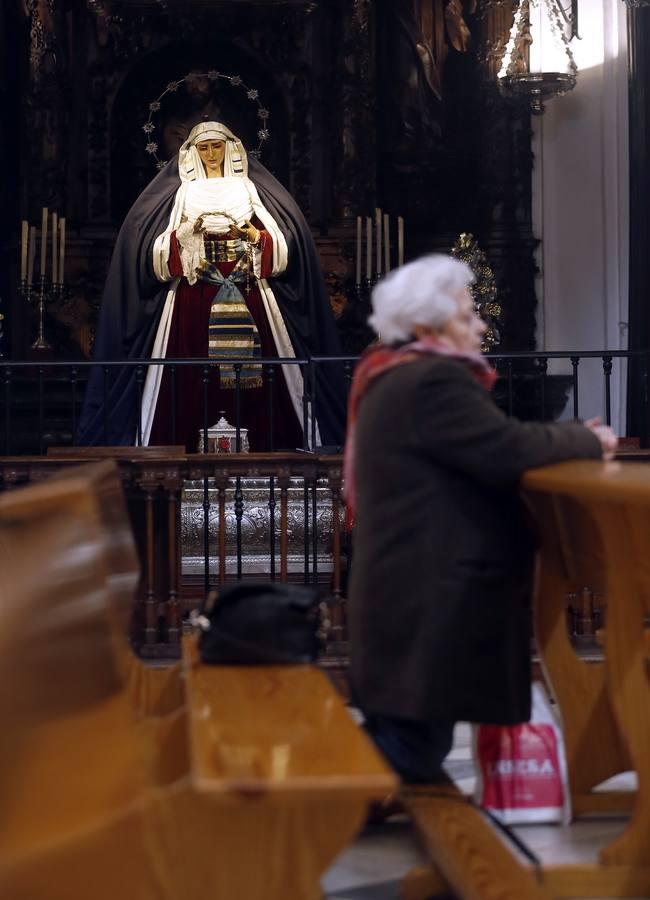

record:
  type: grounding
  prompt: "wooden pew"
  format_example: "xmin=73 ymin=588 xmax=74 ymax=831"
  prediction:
xmin=520 ymin=460 xmax=650 ymax=898
xmin=47 ymin=445 xmax=187 ymax=656
xmin=400 ymin=783 xmax=552 ymax=900
xmin=174 ymin=634 xmax=397 ymax=899
xmin=47 ymin=458 xmax=185 ymax=719
xmin=0 ymin=460 xmax=396 ymax=900
xmin=0 ymin=464 xmax=175 ymax=900
xmin=401 ymin=460 xmax=650 ymax=900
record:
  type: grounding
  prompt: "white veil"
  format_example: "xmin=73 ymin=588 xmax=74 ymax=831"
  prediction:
xmin=177 ymin=121 xmax=248 ymax=180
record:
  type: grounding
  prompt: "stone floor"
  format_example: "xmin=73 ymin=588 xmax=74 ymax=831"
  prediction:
xmin=322 ymin=722 xmax=644 ymax=900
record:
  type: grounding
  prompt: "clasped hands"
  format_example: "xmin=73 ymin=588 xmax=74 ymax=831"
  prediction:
xmin=237 ymin=219 xmax=260 ymax=244
xmin=585 ymin=417 xmax=618 ymax=461
xmin=193 ymin=215 xmax=259 ymax=244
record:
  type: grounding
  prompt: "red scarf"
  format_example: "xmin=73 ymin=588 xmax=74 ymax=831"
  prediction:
xmin=343 ymin=337 xmax=497 ymax=529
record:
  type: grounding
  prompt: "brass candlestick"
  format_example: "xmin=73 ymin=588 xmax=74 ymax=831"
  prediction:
xmin=31 ymin=275 xmax=52 ymax=351
xmin=20 ymin=276 xmax=55 ymax=352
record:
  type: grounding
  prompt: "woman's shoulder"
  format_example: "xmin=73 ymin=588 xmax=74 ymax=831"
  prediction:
xmin=393 ymin=354 xmax=477 ymax=384
xmin=371 ymin=356 xmax=483 ymax=410
xmin=363 ymin=355 xmax=470 ymax=405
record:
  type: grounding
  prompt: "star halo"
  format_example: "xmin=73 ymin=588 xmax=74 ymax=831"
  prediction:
xmin=143 ymin=70 xmax=271 ymax=171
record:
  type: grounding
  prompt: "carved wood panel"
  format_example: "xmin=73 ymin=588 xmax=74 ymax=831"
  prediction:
xmin=6 ymin=0 xmax=538 ymax=359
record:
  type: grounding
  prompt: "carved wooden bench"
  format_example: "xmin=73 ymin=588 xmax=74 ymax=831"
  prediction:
xmin=0 ymin=461 xmax=177 ymax=900
xmin=521 ymin=460 xmax=650 ymax=897
xmin=400 ymin=782 xmax=551 ymax=900
xmin=0 ymin=460 xmax=396 ymax=900
xmin=180 ymin=633 xmax=396 ymax=898
xmin=403 ymin=460 xmax=650 ymax=900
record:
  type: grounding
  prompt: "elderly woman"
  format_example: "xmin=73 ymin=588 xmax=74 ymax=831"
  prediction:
xmin=78 ymin=121 xmax=345 ymax=451
xmin=345 ymin=254 xmax=617 ymax=783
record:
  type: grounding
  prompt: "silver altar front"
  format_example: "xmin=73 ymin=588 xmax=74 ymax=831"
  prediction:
xmin=181 ymin=477 xmax=341 ymax=576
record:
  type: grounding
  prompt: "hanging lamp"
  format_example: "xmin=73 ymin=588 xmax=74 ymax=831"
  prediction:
xmin=498 ymin=0 xmax=578 ymax=114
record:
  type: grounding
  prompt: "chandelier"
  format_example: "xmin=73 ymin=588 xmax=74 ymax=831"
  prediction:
xmin=498 ymin=0 xmax=578 ymax=114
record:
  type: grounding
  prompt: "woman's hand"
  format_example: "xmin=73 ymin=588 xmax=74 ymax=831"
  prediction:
xmin=585 ymin=416 xmax=618 ymax=461
xmin=238 ymin=218 xmax=260 ymax=244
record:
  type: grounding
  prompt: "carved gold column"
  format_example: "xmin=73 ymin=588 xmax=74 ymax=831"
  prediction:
xmin=335 ymin=0 xmax=376 ymax=222
xmin=475 ymin=0 xmax=515 ymax=80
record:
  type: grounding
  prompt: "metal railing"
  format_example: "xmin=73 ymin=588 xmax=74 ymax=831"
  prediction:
xmin=0 ymin=349 xmax=643 ymax=455
xmin=486 ymin=349 xmax=636 ymax=427
xmin=0 ymin=350 xmax=645 ymax=661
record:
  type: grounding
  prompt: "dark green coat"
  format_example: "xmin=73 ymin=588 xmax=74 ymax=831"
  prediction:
xmin=348 ymin=355 xmax=601 ymax=726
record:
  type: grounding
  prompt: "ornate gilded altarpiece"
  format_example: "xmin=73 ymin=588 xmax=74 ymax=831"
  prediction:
xmin=0 ymin=0 xmax=537 ymax=362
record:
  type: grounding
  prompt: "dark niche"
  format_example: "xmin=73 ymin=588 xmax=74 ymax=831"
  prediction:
xmin=110 ymin=43 xmax=291 ymax=224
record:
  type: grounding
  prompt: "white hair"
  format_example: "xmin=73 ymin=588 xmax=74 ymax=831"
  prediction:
xmin=368 ymin=254 xmax=476 ymax=343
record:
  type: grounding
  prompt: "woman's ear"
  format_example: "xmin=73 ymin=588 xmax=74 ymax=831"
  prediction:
xmin=412 ymin=324 xmax=435 ymax=340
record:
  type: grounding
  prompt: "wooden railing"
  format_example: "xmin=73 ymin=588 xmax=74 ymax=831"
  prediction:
xmin=0 ymin=450 xmax=346 ymax=661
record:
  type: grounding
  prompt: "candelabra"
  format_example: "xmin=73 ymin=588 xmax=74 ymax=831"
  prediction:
xmin=350 ymin=277 xmax=374 ymax=315
xmin=20 ymin=278 xmax=64 ymax=352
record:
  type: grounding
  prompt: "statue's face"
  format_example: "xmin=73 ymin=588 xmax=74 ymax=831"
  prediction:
xmin=196 ymin=139 xmax=226 ymax=177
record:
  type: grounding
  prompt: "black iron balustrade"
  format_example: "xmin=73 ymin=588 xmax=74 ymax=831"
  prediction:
xmin=484 ymin=349 xmax=647 ymax=429
xmin=0 ymin=357 xmax=317 ymax=456
xmin=0 ymin=352 xmax=647 ymax=667
xmin=0 ymin=350 xmax=645 ymax=456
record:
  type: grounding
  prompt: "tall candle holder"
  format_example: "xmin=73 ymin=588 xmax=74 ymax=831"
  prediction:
xmin=52 ymin=281 xmax=68 ymax=307
xmin=20 ymin=277 xmax=58 ymax=352
xmin=19 ymin=280 xmax=32 ymax=308
xmin=338 ymin=275 xmax=373 ymax=355
xmin=32 ymin=275 xmax=51 ymax=350
xmin=348 ymin=278 xmax=372 ymax=310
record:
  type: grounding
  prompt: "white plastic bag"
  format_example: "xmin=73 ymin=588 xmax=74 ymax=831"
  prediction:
xmin=473 ymin=681 xmax=571 ymax=825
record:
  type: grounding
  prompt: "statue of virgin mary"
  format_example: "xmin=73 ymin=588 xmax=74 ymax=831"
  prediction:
xmin=77 ymin=120 xmax=346 ymax=450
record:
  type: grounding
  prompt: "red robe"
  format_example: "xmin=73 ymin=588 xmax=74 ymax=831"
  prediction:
xmin=150 ymin=227 xmax=303 ymax=451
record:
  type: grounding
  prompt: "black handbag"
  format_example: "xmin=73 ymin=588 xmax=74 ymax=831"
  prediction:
xmin=197 ymin=581 xmax=322 ymax=665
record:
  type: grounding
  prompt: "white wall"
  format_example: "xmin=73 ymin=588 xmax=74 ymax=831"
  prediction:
xmin=532 ymin=0 xmax=628 ymax=431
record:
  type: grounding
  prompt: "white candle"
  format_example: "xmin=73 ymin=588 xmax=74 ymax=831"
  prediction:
xmin=375 ymin=207 xmax=382 ymax=277
xmin=59 ymin=217 xmax=66 ymax=285
xmin=51 ymin=211 xmax=58 ymax=284
xmin=20 ymin=220 xmax=28 ymax=282
xmin=355 ymin=215 xmax=362 ymax=285
xmin=383 ymin=213 xmax=391 ymax=273
xmin=40 ymin=207 xmax=48 ymax=278
xmin=27 ymin=225 xmax=36 ymax=286
xmin=398 ymin=216 xmax=404 ymax=267
xmin=366 ymin=216 xmax=372 ymax=281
